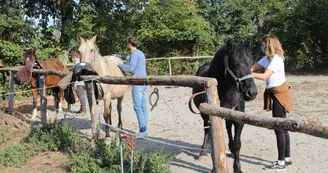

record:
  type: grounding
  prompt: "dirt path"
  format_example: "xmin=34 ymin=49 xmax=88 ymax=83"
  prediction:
xmin=2 ymin=75 xmax=328 ymax=173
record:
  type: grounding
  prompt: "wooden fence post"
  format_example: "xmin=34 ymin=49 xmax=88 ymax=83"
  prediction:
xmin=8 ymin=71 xmax=14 ymax=113
xmin=206 ymin=86 xmax=228 ymax=173
xmin=168 ymin=57 xmax=172 ymax=76
xmin=39 ymin=74 xmax=47 ymax=125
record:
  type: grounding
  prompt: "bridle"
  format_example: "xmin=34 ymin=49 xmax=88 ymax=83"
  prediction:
xmin=225 ymin=67 xmax=253 ymax=92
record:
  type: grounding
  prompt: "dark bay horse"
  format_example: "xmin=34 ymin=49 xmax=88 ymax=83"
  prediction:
xmin=193 ymin=40 xmax=258 ymax=173
xmin=22 ymin=48 xmax=67 ymax=120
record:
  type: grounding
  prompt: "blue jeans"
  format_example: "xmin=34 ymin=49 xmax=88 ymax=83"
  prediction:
xmin=132 ymin=85 xmax=148 ymax=133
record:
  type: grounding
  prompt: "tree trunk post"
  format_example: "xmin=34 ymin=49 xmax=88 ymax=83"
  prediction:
xmin=39 ymin=74 xmax=47 ymax=125
xmin=8 ymin=71 xmax=14 ymax=114
xmin=207 ymin=86 xmax=229 ymax=173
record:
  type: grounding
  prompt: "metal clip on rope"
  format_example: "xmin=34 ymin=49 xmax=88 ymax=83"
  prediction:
xmin=149 ymin=87 xmax=159 ymax=111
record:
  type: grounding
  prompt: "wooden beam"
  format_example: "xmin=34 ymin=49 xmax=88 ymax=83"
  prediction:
xmin=0 ymin=68 xmax=217 ymax=88
xmin=0 ymin=67 xmax=68 ymax=77
xmin=80 ymin=75 xmax=217 ymax=88
xmin=199 ymin=103 xmax=328 ymax=139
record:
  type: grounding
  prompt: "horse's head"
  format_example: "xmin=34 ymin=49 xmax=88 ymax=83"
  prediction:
xmin=78 ymin=35 xmax=99 ymax=63
xmin=22 ymin=48 xmax=37 ymax=66
xmin=224 ymin=40 xmax=258 ymax=101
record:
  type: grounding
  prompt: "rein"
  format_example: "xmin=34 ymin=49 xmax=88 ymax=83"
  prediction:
xmin=225 ymin=67 xmax=253 ymax=92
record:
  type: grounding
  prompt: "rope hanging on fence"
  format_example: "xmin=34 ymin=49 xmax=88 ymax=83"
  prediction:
xmin=149 ymin=87 xmax=159 ymax=111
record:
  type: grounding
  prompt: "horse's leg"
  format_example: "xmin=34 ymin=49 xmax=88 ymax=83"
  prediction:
xmin=103 ymin=97 xmax=112 ymax=137
xmin=226 ymin=120 xmax=234 ymax=156
xmin=53 ymin=88 xmax=59 ymax=113
xmin=199 ymin=114 xmax=210 ymax=157
xmin=58 ymin=88 xmax=64 ymax=112
xmin=233 ymin=122 xmax=244 ymax=173
xmin=30 ymin=78 xmax=38 ymax=120
xmin=53 ymin=88 xmax=61 ymax=121
xmin=117 ymin=96 xmax=124 ymax=129
xmin=233 ymin=101 xmax=246 ymax=173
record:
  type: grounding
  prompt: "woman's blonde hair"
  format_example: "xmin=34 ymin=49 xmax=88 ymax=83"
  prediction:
xmin=262 ymin=34 xmax=285 ymax=61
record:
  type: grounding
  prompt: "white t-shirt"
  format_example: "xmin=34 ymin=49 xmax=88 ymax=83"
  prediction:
xmin=258 ymin=54 xmax=286 ymax=89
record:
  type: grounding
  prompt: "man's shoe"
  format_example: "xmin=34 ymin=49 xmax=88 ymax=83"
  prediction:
xmin=136 ymin=131 xmax=148 ymax=139
xmin=264 ymin=161 xmax=286 ymax=172
xmin=76 ymin=109 xmax=86 ymax=114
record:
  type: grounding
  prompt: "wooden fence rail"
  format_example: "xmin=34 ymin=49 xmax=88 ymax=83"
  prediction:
xmin=199 ymin=103 xmax=328 ymax=139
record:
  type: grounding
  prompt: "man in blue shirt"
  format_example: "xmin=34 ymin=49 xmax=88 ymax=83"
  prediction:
xmin=116 ymin=36 xmax=149 ymax=139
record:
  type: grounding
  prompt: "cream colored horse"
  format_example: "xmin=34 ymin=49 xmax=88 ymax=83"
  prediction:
xmin=78 ymin=35 xmax=131 ymax=137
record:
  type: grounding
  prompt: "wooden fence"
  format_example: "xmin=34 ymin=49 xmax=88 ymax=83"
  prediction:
xmin=0 ymin=67 xmax=228 ymax=173
xmin=64 ymin=56 xmax=213 ymax=76
xmin=2 ymin=67 xmax=328 ymax=172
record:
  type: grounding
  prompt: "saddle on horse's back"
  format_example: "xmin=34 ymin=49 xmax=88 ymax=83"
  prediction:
xmin=70 ymin=62 xmax=104 ymax=101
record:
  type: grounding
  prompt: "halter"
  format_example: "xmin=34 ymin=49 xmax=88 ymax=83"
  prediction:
xmin=225 ymin=67 xmax=253 ymax=92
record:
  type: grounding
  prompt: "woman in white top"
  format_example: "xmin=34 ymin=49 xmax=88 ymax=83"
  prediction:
xmin=252 ymin=34 xmax=292 ymax=171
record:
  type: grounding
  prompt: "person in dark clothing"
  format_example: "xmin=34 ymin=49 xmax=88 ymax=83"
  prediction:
xmin=71 ymin=51 xmax=86 ymax=114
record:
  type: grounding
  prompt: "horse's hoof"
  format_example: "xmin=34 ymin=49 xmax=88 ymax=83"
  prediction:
xmin=197 ymin=153 xmax=209 ymax=161
xmin=233 ymin=164 xmax=242 ymax=173
xmin=226 ymin=153 xmax=235 ymax=159
xmin=233 ymin=170 xmax=243 ymax=173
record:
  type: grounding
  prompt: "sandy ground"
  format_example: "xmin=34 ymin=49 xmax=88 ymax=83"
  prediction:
xmin=18 ymin=75 xmax=328 ymax=173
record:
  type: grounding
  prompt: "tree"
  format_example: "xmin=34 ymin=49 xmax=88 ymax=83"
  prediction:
xmin=137 ymin=0 xmax=216 ymax=57
xmin=23 ymin=0 xmax=75 ymax=48
xmin=0 ymin=2 xmax=35 ymax=66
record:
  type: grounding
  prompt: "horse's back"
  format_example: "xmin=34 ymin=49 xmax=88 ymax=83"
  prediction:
xmin=39 ymin=57 xmax=65 ymax=71
xmin=93 ymin=56 xmax=125 ymax=77
xmin=196 ymin=62 xmax=211 ymax=77
xmin=38 ymin=57 xmax=65 ymax=87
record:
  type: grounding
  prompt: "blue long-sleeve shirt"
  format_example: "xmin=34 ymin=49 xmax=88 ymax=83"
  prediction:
xmin=118 ymin=49 xmax=147 ymax=77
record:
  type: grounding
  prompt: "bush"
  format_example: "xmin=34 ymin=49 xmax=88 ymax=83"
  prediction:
xmin=28 ymin=123 xmax=81 ymax=151
xmin=0 ymin=143 xmax=42 ymax=167
xmin=69 ymin=133 xmax=174 ymax=173
xmin=0 ymin=122 xmax=174 ymax=172
xmin=146 ymin=57 xmax=212 ymax=76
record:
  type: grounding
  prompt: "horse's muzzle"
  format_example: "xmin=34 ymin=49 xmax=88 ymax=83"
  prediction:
xmin=244 ymin=88 xmax=258 ymax=101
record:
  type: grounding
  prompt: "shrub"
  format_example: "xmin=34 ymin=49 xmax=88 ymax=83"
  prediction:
xmin=0 ymin=143 xmax=42 ymax=167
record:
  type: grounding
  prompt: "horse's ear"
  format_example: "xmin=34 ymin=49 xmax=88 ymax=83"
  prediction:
xmin=226 ymin=39 xmax=234 ymax=51
xmin=91 ymin=35 xmax=97 ymax=42
xmin=78 ymin=36 xmax=85 ymax=43
xmin=21 ymin=50 xmax=26 ymax=55
xmin=32 ymin=48 xmax=36 ymax=55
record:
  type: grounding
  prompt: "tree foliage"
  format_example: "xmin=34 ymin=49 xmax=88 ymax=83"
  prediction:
xmin=138 ymin=0 xmax=216 ymax=57
xmin=1 ymin=0 xmax=328 ymax=72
